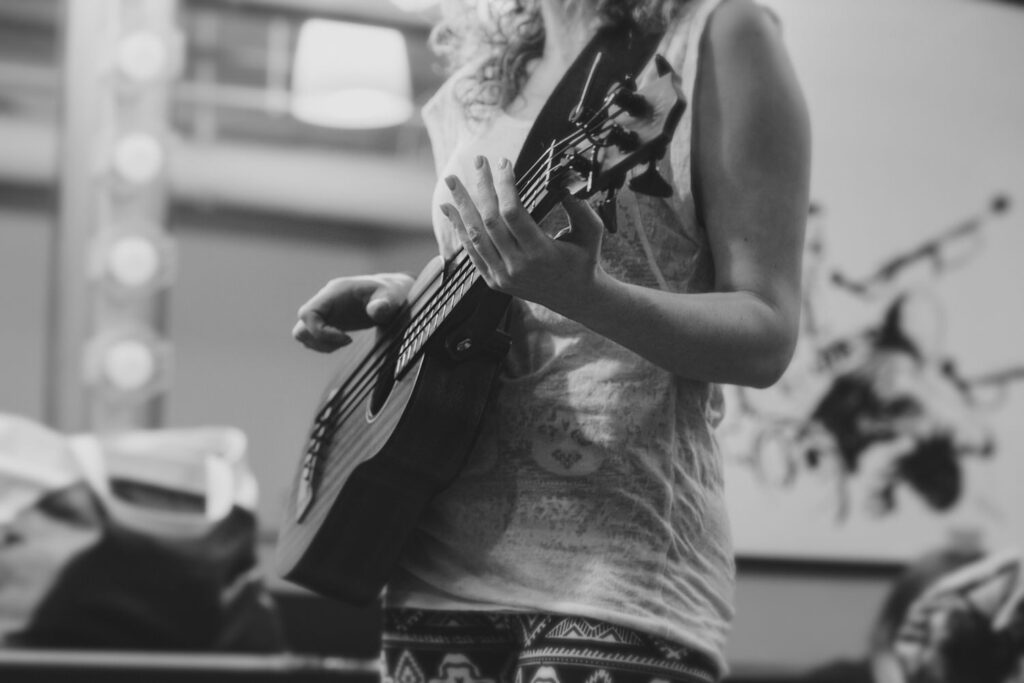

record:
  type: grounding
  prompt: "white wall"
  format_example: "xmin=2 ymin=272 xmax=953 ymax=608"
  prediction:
xmin=0 ymin=205 xmax=52 ymax=420
xmin=721 ymin=0 xmax=1024 ymax=668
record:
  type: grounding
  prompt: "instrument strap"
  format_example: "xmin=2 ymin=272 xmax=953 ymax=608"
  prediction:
xmin=514 ymin=23 xmax=667 ymax=180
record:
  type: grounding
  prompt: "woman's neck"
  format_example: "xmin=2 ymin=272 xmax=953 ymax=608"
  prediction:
xmin=503 ymin=1 xmax=602 ymax=119
xmin=538 ymin=0 xmax=601 ymax=67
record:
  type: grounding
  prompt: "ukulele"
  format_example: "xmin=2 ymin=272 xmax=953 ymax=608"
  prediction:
xmin=276 ymin=26 xmax=685 ymax=604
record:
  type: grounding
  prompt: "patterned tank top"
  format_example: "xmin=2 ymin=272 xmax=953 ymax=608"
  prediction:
xmin=387 ymin=0 xmax=735 ymax=674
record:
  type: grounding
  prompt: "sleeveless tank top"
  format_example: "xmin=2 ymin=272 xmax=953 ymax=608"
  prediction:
xmin=387 ymin=0 xmax=735 ymax=674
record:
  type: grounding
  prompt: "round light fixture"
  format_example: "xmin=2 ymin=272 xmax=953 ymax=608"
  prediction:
xmin=116 ymin=31 xmax=168 ymax=83
xmin=101 ymin=338 xmax=158 ymax=392
xmin=113 ymin=132 xmax=165 ymax=185
xmin=106 ymin=235 xmax=162 ymax=289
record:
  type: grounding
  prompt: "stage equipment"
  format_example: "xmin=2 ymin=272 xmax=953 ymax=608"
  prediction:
xmin=48 ymin=0 xmax=182 ymax=431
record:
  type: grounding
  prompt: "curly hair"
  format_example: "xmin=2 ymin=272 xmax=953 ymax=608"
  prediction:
xmin=429 ymin=0 xmax=691 ymax=120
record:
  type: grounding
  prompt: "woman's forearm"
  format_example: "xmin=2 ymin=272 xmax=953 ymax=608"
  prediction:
xmin=566 ymin=270 xmax=798 ymax=388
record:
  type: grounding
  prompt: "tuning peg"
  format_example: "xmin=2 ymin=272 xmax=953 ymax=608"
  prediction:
xmin=655 ymin=54 xmax=672 ymax=76
xmin=607 ymin=125 xmax=640 ymax=152
xmin=568 ymin=153 xmax=592 ymax=176
xmin=629 ymin=161 xmax=673 ymax=198
xmin=598 ymin=189 xmax=618 ymax=234
xmin=612 ymin=89 xmax=650 ymax=119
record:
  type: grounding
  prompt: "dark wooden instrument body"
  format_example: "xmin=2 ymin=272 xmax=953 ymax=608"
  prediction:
xmin=275 ymin=259 xmax=512 ymax=604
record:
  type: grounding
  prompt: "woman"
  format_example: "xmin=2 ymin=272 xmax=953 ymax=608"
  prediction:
xmin=293 ymin=0 xmax=810 ymax=681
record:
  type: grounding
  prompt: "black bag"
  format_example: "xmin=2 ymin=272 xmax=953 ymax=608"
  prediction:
xmin=0 ymin=417 xmax=286 ymax=652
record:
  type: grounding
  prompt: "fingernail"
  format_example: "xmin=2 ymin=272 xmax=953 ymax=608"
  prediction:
xmin=367 ymin=299 xmax=392 ymax=317
xmin=439 ymin=204 xmax=452 ymax=219
xmin=321 ymin=325 xmax=351 ymax=346
xmin=498 ymin=158 xmax=510 ymax=170
xmin=475 ymin=155 xmax=485 ymax=169
xmin=444 ymin=176 xmax=456 ymax=190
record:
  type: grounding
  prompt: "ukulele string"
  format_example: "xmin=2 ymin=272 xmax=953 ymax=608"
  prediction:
xmin=315 ymin=122 xmax=624 ymax=439
xmin=317 ymin=156 xmax=608 ymax=438
xmin=361 ymin=93 xmax=628 ymax=354
xmin=314 ymin=107 xmax=630 ymax=436
xmin=330 ymin=120 xmax=600 ymax=381
xmin=379 ymin=107 xmax=615 ymax=343
xmin=358 ymin=102 xmax=628 ymax=366
xmin=317 ymin=136 xmax=615 ymax=438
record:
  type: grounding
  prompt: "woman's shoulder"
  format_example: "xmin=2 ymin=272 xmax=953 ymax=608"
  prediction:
xmin=659 ymin=0 xmax=779 ymax=66
xmin=421 ymin=57 xmax=488 ymax=173
xmin=421 ymin=55 xmax=488 ymax=126
xmin=703 ymin=0 xmax=783 ymax=51
xmin=421 ymin=65 xmax=462 ymax=133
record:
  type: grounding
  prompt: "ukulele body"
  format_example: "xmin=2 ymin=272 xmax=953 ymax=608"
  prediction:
xmin=275 ymin=257 xmax=512 ymax=604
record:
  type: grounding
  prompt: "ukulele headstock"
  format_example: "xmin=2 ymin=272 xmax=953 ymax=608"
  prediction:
xmin=523 ymin=54 xmax=686 ymax=221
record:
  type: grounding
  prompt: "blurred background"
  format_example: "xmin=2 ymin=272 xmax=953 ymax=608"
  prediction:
xmin=1 ymin=0 xmax=1022 ymax=681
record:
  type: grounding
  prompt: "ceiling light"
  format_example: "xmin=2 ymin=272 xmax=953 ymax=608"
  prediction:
xmin=291 ymin=19 xmax=413 ymax=130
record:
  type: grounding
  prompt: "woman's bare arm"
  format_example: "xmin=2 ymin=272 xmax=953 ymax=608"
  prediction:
xmin=444 ymin=0 xmax=811 ymax=387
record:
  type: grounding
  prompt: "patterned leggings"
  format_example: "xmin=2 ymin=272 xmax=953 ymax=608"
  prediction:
xmin=380 ymin=609 xmax=719 ymax=683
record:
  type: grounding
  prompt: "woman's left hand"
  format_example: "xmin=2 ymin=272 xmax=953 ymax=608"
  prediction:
xmin=441 ymin=155 xmax=607 ymax=317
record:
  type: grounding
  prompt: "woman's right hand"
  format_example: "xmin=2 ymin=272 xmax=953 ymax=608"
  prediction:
xmin=292 ymin=273 xmax=413 ymax=353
